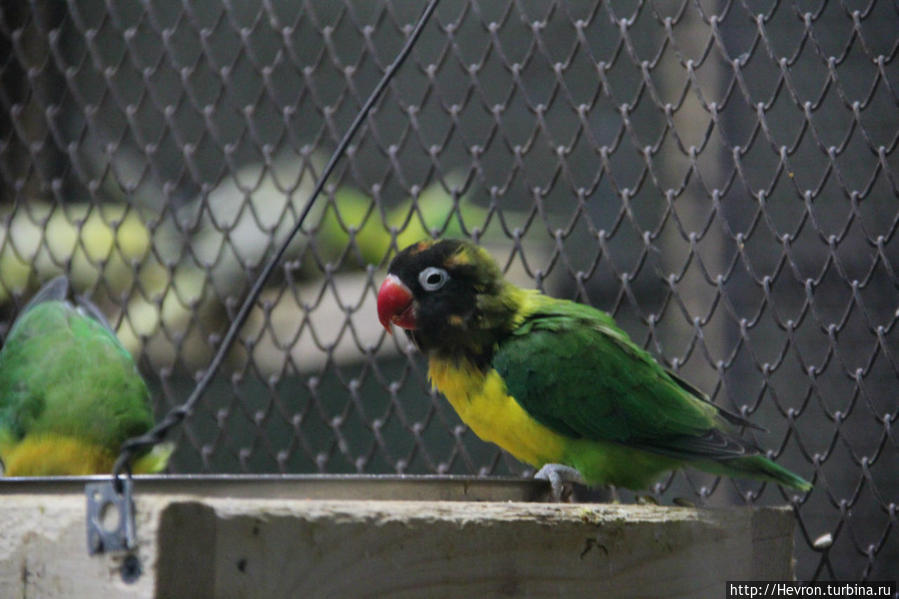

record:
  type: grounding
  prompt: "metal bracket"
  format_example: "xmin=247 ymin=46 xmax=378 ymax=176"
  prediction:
xmin=85 ymin=478 xmax=136 ymax=555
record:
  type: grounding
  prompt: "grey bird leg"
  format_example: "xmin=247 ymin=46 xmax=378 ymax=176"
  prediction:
xmin=534 ymin=463 xmax=585 ymax=502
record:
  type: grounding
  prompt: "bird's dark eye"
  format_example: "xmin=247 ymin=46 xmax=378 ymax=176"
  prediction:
xmin=419 ymin=266 xmax=449 ymax=291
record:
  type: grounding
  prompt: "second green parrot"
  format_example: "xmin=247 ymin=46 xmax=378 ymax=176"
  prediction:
xmin=377 ymin=239 xmax=811 ymax=496
xmin=0 ymin=277 xmax=172 ymax=476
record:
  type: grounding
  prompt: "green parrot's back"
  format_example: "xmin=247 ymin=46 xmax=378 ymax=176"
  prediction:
xmin=0 ymin=277 xmax=163 ymax=475
xmin=493 ymin=296 xmax=811 ymax=491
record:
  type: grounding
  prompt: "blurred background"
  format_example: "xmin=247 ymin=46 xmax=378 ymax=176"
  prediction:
xmin=0 ymin=0 xmax=896 ymax=583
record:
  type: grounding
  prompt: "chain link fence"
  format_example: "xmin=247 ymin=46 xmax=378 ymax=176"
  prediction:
xmin=1 ymin=0 xmax=896 ymax=584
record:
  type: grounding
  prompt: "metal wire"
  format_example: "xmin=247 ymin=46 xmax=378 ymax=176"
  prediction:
xmin=109 ymin=0 xmax=442 ymax=481
xmin=0 ymin=0 xmax=896 ymax=584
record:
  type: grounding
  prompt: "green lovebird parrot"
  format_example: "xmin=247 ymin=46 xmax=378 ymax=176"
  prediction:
xmin=377 ymin=239 xmax=812 ymax=496
xmin=0 ymin=277 xmax=172 ymax=476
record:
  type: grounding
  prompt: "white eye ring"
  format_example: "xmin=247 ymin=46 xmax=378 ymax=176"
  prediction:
xmin=419 ymin=266 xmax=449 ymax=291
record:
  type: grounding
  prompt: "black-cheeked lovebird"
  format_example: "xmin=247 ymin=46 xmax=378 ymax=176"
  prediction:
xmin=377 ymin=239 xmax=811 ymax=497
xmin=0 ymin=277 xmax=172 ymax=476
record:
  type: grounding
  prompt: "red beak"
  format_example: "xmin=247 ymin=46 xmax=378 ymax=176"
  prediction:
xmin=377 ymin=274 xmax=416 ymax=333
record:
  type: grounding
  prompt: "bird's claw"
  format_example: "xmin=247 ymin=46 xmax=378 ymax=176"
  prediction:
xmin=635 ymin=494 xmax=659 ymax=505
xmin=534 ymin=463 xmax=585 ymax=502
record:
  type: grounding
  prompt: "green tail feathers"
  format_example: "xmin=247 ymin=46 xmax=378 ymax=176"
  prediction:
xmin=705 ymin=455 xmax=812 ymax=491
xmin=132 ymin=442 xmax=176 ymax=475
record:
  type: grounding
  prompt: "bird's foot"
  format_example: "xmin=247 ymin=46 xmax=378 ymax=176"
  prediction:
xmin=608 ymin=485 xmax=621 ymax=504
xmin=672 ymin=497 xmax=696 ymax=508
xmin=534 ymin=463 xmax=585 ymax=502
xmin=635 ymin=493 xmax=659 ymax=505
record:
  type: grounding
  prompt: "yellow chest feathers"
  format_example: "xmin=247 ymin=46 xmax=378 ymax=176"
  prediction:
xmin=0 ymin=434 xmax=173 ymax=476
xmin=428 ymin=357 xmax=567 ymax=467
xmin=0 ymin=435 xmax=116 ymax=476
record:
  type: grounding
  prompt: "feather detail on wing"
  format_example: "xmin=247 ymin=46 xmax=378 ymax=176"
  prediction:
xmin=493 ymin=297 xmax=761 ymax=462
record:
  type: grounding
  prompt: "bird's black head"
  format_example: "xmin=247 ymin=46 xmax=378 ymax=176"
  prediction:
xmin=377 ymin=239 xmax=517 ymax=364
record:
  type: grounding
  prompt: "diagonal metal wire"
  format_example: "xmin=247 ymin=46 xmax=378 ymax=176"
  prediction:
xmin=111 ymin=0 xmax=442 ymax=481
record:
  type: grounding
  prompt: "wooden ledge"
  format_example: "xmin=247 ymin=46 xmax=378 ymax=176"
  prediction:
xmin=0 ymin=477 xmax=795 ymax=598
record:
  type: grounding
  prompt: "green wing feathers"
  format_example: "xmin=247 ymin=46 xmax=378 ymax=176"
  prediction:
xmin=494 ymin=296 xmax=811 ymax=490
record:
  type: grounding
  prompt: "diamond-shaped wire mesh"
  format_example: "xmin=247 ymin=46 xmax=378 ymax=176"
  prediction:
xmin=1 ymin=0 xmax=896 ymax=583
